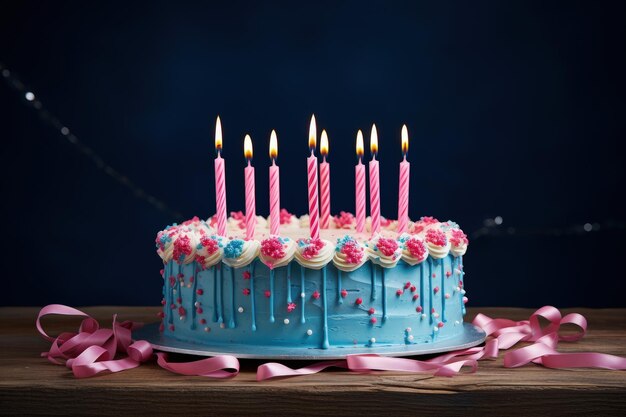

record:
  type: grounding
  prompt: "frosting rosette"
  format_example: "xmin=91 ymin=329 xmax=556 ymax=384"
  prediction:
xmin=259 ymin=236 xmax=296 ymax=269
xmin=227 ymin=211 xmax=247 ymax=233
xmin=222 ymin=238 xmax=261 ymax=268
xmin=267 ymin=209 xmax=299 ymax=231
xmin=447 ymin=228 xmax=469 ymax=257
xmin=171 ymin=226 xmax=200 ymax=264
xmin=333 ymin=235 xmax=367 ymax=272
xmin=155 ymin=224 xmax=179 ymax=263
xmin=366 ymin=234 xmax=402 ymax=268
xmin=398 ymin=233 xmax=428 ymax=266
xmin=194 ymin=234 xmax=224 ymax=268
xmin=294 ymin=238 xmax=335 ymax=270
xmin=332 ymin=211 xmax=355 ymax=230
xmin=424 ymin=229 xmax=451 ymax=259
xmin=299 ymin=214 xmax=310 ymax=228
xmin=409 ymin=216 xmax=440 ymax=236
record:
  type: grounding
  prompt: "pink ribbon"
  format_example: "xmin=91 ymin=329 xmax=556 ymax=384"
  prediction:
xmin=257 ymin=305 xmax=626 ymax=380
xmin=37 ymin=304 xmax=626 ymax=380
xmin=36 ymin=304 xmax=239 ymax=378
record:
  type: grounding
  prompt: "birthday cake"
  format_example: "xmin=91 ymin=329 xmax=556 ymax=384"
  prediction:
xmin=154 ymin=117 xmax=469 ymax=352
xmin=155 ymin=212 xmax=469 ymax=350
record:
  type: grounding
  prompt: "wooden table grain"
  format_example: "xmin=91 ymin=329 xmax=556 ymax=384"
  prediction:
xmin=1 ymin=306 xmax=625 ymax=416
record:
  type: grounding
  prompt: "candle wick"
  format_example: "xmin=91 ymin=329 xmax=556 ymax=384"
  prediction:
xmin=272 ymin=158 xmax=276 ymax=166
xmin=247 ymin=159 xmax=251 ymax=167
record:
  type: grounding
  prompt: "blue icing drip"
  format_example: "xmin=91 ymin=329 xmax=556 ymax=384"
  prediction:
xmin=212 ymin=265 xmax=218 ymax=322
xmin=191 ymin=262 xmax=198 ymax=329
xmin=269 ymin=269 xmax=275 ymax=323
xmin=381 ymin=266 xmax=387 ymax=322
xmin=167 ymin=262 xmax=174 ymax=325
xmin=321 ymin=266 xmax=330 ymax=349
xmin=250 ymin=261 xmax=257 ymax=331
xmin=337 ymin=270 xmax=343 ymax=304
xmin=300 ymin=265 xmax=306 ymax=324
xmin=428 ymin=258 xmax=433 ymax=325
xmin=441 ymin=258 xmax=446 ymax=323
xmin=218 ymin=264 xmax=224 ymax=323
xmin=419 ymin=262 xmax=424 ymax=312
xmin=286 ymin=263 xmax=292 ymax=304
xmin=224 ymin=239 xmax=245 ymax=259
xmin=228 ymin=266 xmax=236 ymax=328
xmin=370 ymin=265 xmax=376 ymax=300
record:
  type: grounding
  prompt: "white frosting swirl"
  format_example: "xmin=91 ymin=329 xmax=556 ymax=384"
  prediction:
xmin=332 ymin=237 xmax=367 ymax=272
xmin=399 ymin=233 xmax=429 ymax=266
xmin=259 ymin=237 xmax=296 ymax=269
xmin=172 ymin=226 xmax=199 ymax=264
xmin=222 ymin=239 xmax=261 ymax=268
xmin=446 ymin=228 xmax=469 ymax=257
xmin=294 ymin=239 xmax=335 ymax=270
xmin=366 ymin=234 xmax=402 ymax=268
xmin=424 ymin=229 xmax=451 ymax=259
xmin=195 ymin=235 xmax=225 ymax=268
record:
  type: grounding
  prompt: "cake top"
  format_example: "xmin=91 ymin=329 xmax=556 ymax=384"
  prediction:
xmin=156 ymin=210 xmax=468 ymax=270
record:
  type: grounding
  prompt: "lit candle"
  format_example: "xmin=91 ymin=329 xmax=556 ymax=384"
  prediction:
xmin=244 ymin=134 xmax=256 ymax=240
xmin=355 ymin=130 xmax=366 ymax=233
xmin=319 ymin=129 xmax=331 ymax=229
xmin=369 ymin=124 xmax=380 ymax=236
xmin=307 ymin=115 xmax=320 ymax=240
xmin=397 ymin=125 xmax=410 ymax=234
xmin=269 ymin=130 xmax=280 ymax=236
xmin=214 ymin=116 xmax=227 ymax=236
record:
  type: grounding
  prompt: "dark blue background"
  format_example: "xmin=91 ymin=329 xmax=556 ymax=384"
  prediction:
xmin=1 ymin=1 xmax=625 ymax=307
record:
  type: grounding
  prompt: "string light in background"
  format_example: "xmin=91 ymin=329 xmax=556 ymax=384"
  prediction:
xmin=2 ymin=62 xmax=624 ymax=239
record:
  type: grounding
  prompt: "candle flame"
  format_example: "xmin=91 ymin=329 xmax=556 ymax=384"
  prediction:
xmin=401 ymin=124 xmax=408 ymax=155
xmin=244 ymin=134 xmax=253 ymax=160
xmin=269 ymin=130 xmax=278 ymax=159
xmin=370 ymin=124 xmax=378 ymax=155
xmin=320 ymin=130 xmax=329 ymax=156
xmin=215 ymin=116 xmax=223 ymax=151
xmin=356 ymin=130 xmax=364 ymax=157
xmin=308 ymin=114 xmax=317 ymax=150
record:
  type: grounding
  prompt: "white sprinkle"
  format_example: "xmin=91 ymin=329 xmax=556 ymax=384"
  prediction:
xmin=455 ymin=269 xmax=462 ymax=275
xmin=306 ymin=329 xmax=313 ymax=336
xmin=238 ymin=306 xmax=244 ymax=313
xmin=405 ymin=327 xmax=412 ymax=333
xmin=445 ymin=293 xmax=451 ymax=299
xmin=61 ymin=127 xmax=70 ymax=135
xmin=301 ymin=292 xmax=306 ymax=298
xmin=25 ymin=92 xmax=35 ymax=101
xmin=433 ymin=313 xmax=440 ymax=318
xmin=583 ymin=223 xmax=593 ymax=232
xmin=194 ymin=301 xmax=200 ymax=307
xmin=220 ymin=323 xmax=225 ymax=329
xmin=455 ymin=286 xmax=461 ymax=292
xmin=494 ymin=216 xmax=503 ymax=225
xmin=204 ymin=327 xmax=210 ymax=332
xmin=284 ymin=318 xmax=290 ymax=325
xmin=454 ymin=320 xmax=460 ymax=326
xmin=461 ymin=289 xmax=466 ymax=295
xmin=179 ymin=316 xmax=184 ymax=320
xmin=421 ymin=313 xmax=427 ymax=319
xmin=433 ymin=326 xmax=439 ymax=332
xmin=408 ymin=335 xmax=414 ymax=341
xmin=369 ymin=337 xmax=376 ymax=344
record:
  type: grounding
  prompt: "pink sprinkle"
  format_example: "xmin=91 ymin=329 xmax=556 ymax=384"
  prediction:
xmin=416 ymin=306 xmax=423 ymax=313
xmin=200 ymin=236 xmax=220 ymax=255
xmin=177 ymin=297 xmax=182 ymax=304
xmin=298 ymin=238 xmax=325 ymax=260
xmin=410 ymin=286 xmax=416 ymax=293
xmin=230 ymin=211 xmax=246 ymax=230
xmin=412 ymin=294 xmax=419 ymax=301
xmin=405 ymin=238 xmax=426 ymax=259
xmin=172 ymin=235 xmax=193 ymax=262
xmin=169 ymin=324 xmax=175 ymax=331
xmin=196 ymin=289 xmax=204 ymax=295
xmin=404 ymin=282 xmax=411 ymax=289
xmin=170 ymin=304 xmax=176 ymax=310
xmin=177 ymin=272 xmax=184 ymax=278
xmin=264 ymin=290 xmax=271 ymax=298
xmin=355 ymin=297 xmax=363 ymax=305
xmin=376 ymin=237 xmax=399 ymax=257
xmin=396 ymin=289 xmax=403 ymax=296
xmin=463 ymin=296 xmax=469 ymax=304
xmin=368 ymin=308 xmax=375 ymax=315
xmin=243 ymin=288 xmax=251 ymax=296
xmin=287 ymin=302 xmax=296 ymax=312
xmin=459 ymin=280 xmax=464 ymax=287
xmin=340 ymin=289 xmax=348 ymax=298
xmin=261 ymin=237 xmax=286 ymax=259
xmin=433 ymin=286 xmax=439 ymax=294
xmin=333 ymin=211 xmax=355 ymax=229
xmin=421 ymin=216 xmax=439 ymax=225
xmin=370 ymin=317 xmax=377 ymax=324
xmin=341 ymin=240 xmax=364 ymax=264
xmin=182 ymin=216 xmax=200 ymax=226
xmin=425 ymin=229 xmax=447 ymax=247
xmin=199 ymin=318 xmax=206 ymax=324
xmin=445 ymin=293 xmax=451 ymax=299
xmin=279 ymin=208 xmax=294 ymax=224
xmin=446 ymin=271 xmax=452 ymax=277
xmin=159 ymin=323 xmax=164 ymax=332
xmin=312 ymin=291 xmax=321 ymax=300
xmin=159 ymin=269 xmax=164 ymax=276
xmin=161 ymin=299 xmax=166 ymax=305
xmin=197 ymin=307 xmax=203 ymax=314
xmin=438 ymin=322 xmax=445 ymax=328
xmin=157 ymin=311 xmax=165 ymax=318
xmin=410 ymin=224 xmax=424 ymax=234
xmin=450 ymin=229 xmax=469 ymax=247
xmin=431 ymin=307 xmax=436 ymax=313
xmin=169 ymin=276 xmax=176 ymax=287
xmin=432 ymin=273 xmax=436 ymax=278
xmin=178 ymin=306 xmax=186 ymax=316
xmin=243 ymin=271 xmax=251 ymax=279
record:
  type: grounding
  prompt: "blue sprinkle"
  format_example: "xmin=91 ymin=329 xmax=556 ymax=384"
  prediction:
xmin=224 ymin=239 xmax=245 ymax=259
xmin=196 ymin=243 xmax=203 ymax=250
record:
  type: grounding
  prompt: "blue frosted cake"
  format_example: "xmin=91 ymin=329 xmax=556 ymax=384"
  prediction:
xmin=155 ymin=211 xmax=469 ymax=350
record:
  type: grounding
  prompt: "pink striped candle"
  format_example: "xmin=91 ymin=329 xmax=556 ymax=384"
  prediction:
xmin=355 ymin=130 xmax=366 ymax=233
xmin=369 ymin=124 xmax=380 ymax=236
xmin=307 ymin=115 xmax=320 ymax=240
xmin=397 ymin=125 xmax=410 ymax=235
xmin=243 ymin=135 xmax=256 ymax=240
xmin=319 ymin=130 xmax=330 ymax=229
xmin=269 ymin=130 xmax=280 ymax=236
xmin=214 ymin=116 xmax=227 ymax=236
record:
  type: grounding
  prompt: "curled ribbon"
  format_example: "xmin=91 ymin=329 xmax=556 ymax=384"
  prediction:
xmin=37 ymin=304 xmax=626 ymax=380
xmin=257 ymin=305 xmax=626 ymax=380
xmin=36 ymin=304 xmax=239 ymax=379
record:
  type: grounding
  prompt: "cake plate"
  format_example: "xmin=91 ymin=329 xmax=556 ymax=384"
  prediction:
xmin=133 ymin=323 xmax=486 ymax=360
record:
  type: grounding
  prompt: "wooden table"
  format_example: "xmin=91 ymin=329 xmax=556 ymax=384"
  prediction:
xmin=1 ymin=307 xmax=625 ymax=416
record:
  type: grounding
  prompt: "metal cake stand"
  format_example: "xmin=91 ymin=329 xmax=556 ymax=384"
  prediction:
xmin=133 ymin=322 xmax=486 ymax=360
